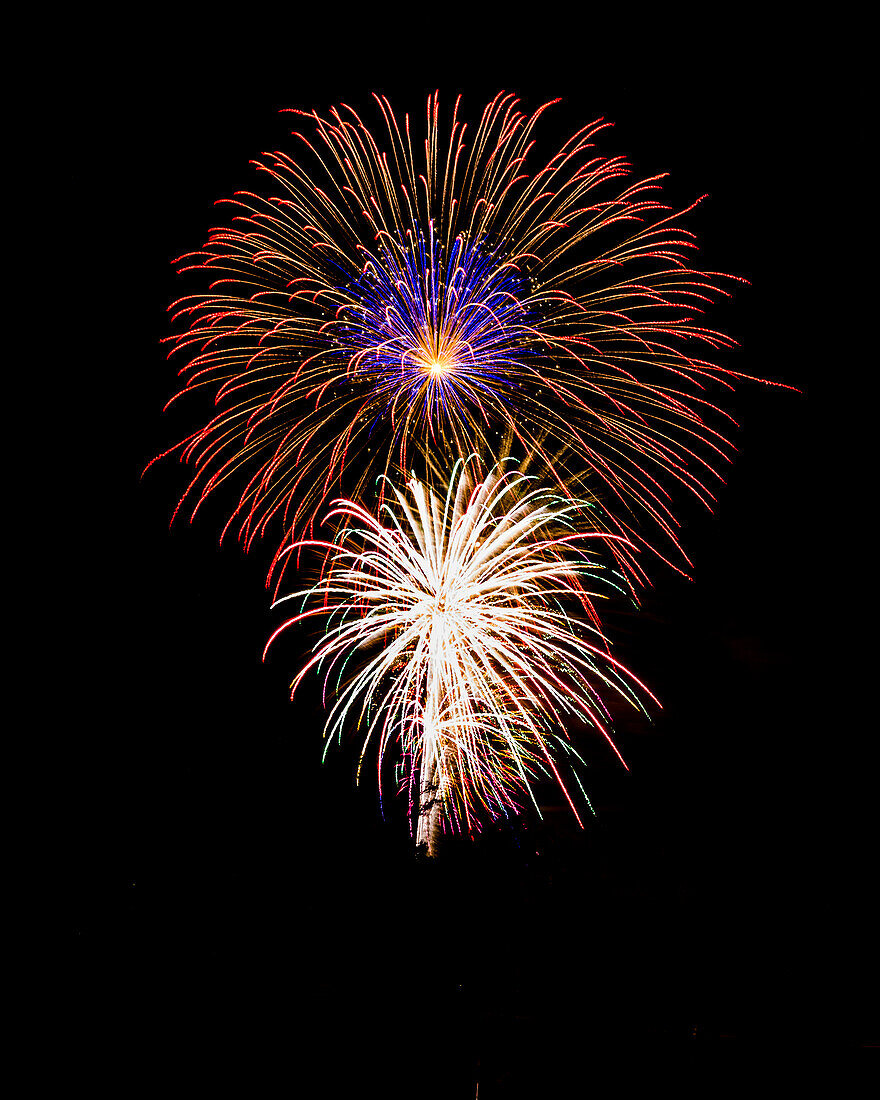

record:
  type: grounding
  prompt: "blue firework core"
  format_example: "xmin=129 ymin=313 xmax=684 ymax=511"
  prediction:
xmin=336 ymin=229 xmax=533 ymax=427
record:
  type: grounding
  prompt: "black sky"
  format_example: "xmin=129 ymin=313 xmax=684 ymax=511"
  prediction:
xmin=55 ymin=19 xmax=872 ymax=1093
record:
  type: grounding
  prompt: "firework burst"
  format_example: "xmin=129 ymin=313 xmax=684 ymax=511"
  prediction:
xmin=265 ymin=459 xmax=656 ymax=855
xmin=151 ymin=91 xmax=779 ymax=593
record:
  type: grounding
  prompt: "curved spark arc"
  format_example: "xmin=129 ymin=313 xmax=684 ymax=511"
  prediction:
xmin=266 ymin=460 xmax=657 ymax=848
xmin=151 ymin=92 xmax=783 ymax=596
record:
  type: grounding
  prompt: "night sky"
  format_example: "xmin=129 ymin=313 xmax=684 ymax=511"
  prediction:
xmin=57 ymin=23 xmax=871 ymax=1094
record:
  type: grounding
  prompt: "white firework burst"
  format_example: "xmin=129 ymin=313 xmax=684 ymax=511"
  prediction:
xmin=265 ymin=458 xmax=656 ymax=855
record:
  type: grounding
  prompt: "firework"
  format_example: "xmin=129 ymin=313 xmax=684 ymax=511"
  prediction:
xmin=265 ymin=459 xmax=656 ymax=856
xmin=151 ymin=92 xmax=775 ymax=593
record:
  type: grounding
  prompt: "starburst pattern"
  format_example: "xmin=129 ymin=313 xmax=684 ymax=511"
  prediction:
xmin=152 ymin=92 xmax=776 ymax=594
